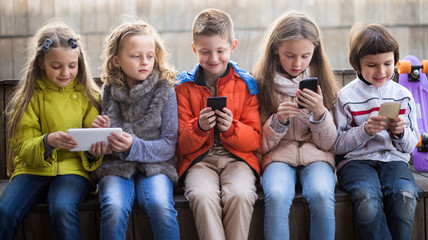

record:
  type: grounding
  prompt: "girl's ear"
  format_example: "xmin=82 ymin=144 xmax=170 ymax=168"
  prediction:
xmin=273 ymin=47 xmax=279 ymax=55
xmin=38 ymin=59 xmax=44 ymax=70
xmin=112 ymin=56 xmax=120 ymax=67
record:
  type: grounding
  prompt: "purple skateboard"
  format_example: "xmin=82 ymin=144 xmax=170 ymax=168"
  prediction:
xmin=398 ymin=55 xmax=428 ymax=171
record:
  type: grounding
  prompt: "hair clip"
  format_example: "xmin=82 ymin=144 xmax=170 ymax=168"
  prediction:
xmin=68 ymin=38 xmax=78 ymax=49
xmin=42 ymin=39 xmax=53 ymax=51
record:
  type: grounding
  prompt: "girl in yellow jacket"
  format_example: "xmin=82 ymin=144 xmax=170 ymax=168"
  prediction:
xmin=0 ymin=20 xmax=103 ymax=240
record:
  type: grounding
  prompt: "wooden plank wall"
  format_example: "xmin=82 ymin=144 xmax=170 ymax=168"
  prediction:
xmin=1 ymin=0 xmax=428 ymax=81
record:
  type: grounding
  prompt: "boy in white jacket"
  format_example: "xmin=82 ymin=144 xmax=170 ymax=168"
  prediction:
xmin=334 ymin=23 xmax=420 ymax=240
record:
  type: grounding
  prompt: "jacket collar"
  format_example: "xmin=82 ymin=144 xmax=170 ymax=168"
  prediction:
xmin=193 ymin=64 xmax=231 ymax=87
xmin=37 ymin=73 xmax=79 ymax=92
xmin=176 ymin=61 xmax=258 ymax=95
xmin=110 ymin=70 xmax=160 ymax=103
xmin=357 ymin=72 xmax=395 ymax=87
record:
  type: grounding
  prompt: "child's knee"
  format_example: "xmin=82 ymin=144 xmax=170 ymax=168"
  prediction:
xmin=223 ymin=184 xmax=257 ymax=206
xmin=350 ymin=181 xmax=383 ymax=223
xmin=392 ymin=177 xmax=419 ymax=214
xmin=393 ymin=177 xmax=419 ymax=199
xmin=185 ymin=186 xmax=220 ymax=205
xmin=265 ymin=185 xmax=294 ymax=207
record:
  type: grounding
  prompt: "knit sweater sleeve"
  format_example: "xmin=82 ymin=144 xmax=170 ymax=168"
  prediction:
xmin=121 ymin=89 xmax=178 ymax=162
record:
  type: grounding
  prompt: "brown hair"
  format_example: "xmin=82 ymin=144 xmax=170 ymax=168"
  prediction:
xmin=253 ymin=10 xmax=339 ymax=116
xmin=348 ymin=23 xmax=399 ymax=73
xmin=101 ymin=20 xmax=176 ymax=87
xmin=5 ymin=19 xmax=101 ymax=175
xmin=192 ymin=8 xmax=234 ymax=45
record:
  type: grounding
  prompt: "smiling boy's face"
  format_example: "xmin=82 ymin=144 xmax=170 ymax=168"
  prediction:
xmin=359 ymin=52 xmax=395 ymax=88
xmin=192 ymin=34 xmax=237 ymax=82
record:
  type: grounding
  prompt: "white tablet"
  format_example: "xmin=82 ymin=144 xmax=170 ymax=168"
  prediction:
xmin=67 ymin=128 xmax=123 ymax=152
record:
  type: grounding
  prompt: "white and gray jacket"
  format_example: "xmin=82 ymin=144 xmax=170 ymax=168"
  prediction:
xmin=334 ymin=76 xmax=419 ymax=169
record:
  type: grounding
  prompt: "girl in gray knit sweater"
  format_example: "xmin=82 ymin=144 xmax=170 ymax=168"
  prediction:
xmin=90 ymin=20 xmax=179 ymax=240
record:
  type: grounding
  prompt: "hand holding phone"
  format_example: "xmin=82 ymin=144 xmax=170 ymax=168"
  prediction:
xmin=297 ymin=77 xmax=318 ymax=109
xmin=378 ymin=102 xmax=401 ymax=122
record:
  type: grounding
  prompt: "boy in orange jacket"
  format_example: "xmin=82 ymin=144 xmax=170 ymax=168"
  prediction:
xmin=174 ymin=8 xmax=262 ymax=240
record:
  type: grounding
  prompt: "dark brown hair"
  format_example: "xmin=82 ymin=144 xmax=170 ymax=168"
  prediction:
xmin=348 ymin=23 xmax=399 ymax=73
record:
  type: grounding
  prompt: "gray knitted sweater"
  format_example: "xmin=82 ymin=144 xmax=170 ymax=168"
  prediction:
xmin=93 ymin=70 xmax=178 ymax=183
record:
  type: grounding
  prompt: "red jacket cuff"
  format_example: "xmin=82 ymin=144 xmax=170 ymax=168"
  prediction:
xmin=221 ymin=121 xmax=236 ymax=138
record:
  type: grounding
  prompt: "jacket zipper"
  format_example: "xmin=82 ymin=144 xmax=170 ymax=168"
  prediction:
xmin=292 ymin=117 xmax=303 ymax=165
xmin=57 ymin=86 xmax=64 ymax=175
xmin=290 ymin=96 xmax=303 ymax=165
xmin=56 ymin=150 xmax=60 ymax=175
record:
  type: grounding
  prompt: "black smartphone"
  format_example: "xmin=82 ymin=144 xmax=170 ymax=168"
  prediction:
xmin=298 ymin=77 xmax=318 ymax=109
xmin=207 ymin=96 xmax=227 ymax=112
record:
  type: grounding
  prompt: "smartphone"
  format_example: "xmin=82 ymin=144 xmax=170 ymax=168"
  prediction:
xmin=378 ymin=102 xmax=401 ymax=122
xmin=298 ymin=77 xmax=318 ymax=109
xmin=207 ymin=96 xmax=227 ymax=112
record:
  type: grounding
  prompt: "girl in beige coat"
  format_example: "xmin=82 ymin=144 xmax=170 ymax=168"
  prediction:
xmin=253 ymin=10 xmax=339 ymax=240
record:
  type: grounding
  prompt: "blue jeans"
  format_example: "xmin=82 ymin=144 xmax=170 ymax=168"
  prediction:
xmin=263 ymin=161 xmax=336 ymax=240
xmin=337 ymin=160 xmax=419 ymax=240
xmin=0 ymin=174 xmax=91 ymax=240
xmin=98 ymin=173 xmax=179 ymax=240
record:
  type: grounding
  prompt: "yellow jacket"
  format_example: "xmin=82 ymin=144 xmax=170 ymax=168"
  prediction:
xmin=10 ymin=75 xmax=102 ymax=181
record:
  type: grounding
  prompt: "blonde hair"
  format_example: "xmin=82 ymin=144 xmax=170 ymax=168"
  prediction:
xmin=192 ymin=8 xmax=234 ymax=45
xmin=253 ymin=10 xmax=339 ymax=116
xmin=5 ymin=19 xmax=101 ymax=175
xmin=101 ymin=20 xmax=176 ymax=87
xmin=348 ymin=23 xmax=399 ymax=73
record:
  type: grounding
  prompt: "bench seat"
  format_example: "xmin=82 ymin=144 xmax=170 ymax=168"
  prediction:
xmin=1 ymin=168 xmax=427 ymax=240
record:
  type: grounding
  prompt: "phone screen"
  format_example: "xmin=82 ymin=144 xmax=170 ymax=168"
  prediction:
xmin=298 ymin=77 xmax=318 ymax=109
xmin=207 ymin=96 xmax=227 ymax=112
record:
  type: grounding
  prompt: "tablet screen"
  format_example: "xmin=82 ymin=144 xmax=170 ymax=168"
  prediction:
xmin=67 ymin=128 xmax=123 ymax=151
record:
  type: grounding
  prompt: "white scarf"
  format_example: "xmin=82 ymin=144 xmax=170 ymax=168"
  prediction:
xmin=273 ymin=68 xmax=311 ymax=97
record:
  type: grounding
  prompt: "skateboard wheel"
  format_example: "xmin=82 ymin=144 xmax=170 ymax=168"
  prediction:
xmin=421 ymin=60 xmax=428 ymax=74
xmin=417 ymin=134 xmax=422 ymax=148
xmin=397 ymin=60 xmax=411 ymax=74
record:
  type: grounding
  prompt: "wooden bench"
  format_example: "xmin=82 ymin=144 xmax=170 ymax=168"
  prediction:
xmin=2 ymin=72 xmax=427 ymax=239
xmin=1 ymin=168 xmax=428 ymax=240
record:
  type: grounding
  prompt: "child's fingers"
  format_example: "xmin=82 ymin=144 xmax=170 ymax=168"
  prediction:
xmin=101 ymin=115 xmax=111 ymax=127
xmin=215 ymin=109 xmax=232 ymax=122
xmin=200 ymin=107 xmax=213 ymax=115
xmin=93 ymin=115 xmax=109 ymax=128
xmin=108 ymin=132 xmax=133 ymax=152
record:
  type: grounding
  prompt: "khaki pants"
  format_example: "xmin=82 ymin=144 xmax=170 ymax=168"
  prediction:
xmin=184 ymin=155 xmax=258 ymax=240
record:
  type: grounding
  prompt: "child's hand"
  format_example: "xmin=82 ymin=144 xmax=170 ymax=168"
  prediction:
xmin=47 ymin=131 xmax=78 ymax=149
xmin=388 ymin=116 xmax=405 ymax=136
xmin=88 ymin=141 xmax=112 ymax=156
xmin=216 ymin=108 xmax=233 ymax=132
xmin=91 ymin=115 xmax=110 ymax=128
xmin=277 ymin=102 xmax=300 ymax=124
xmin=198 ymin=107 xmax=216 ymax=131
xmin=107 ymin=132 xmax=133 ymax=153
xmin=364 ymin=115 xmax=388 ymax=136
xmin=296 ymin=86 xmax=325 ymax=120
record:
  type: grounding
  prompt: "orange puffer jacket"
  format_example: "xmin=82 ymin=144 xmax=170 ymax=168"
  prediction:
xmin=175 ymin=62 xmax=262 ymax=184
